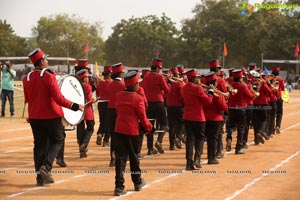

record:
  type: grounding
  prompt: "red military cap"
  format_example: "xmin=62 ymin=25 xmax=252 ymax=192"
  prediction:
xmin=112 ymin=63 xmax=125 ymax=74
xmin=124 ymin=71 xmax=139 ymax=87
xmin=162 ymin=69 xmax=170 ymax=75
xmin=176 ymin=65 xmax=185 ymax=73
xmin=170 ymin=67 xmax=179 ymax=74
xmin=77 ymin=59 xmax=89 ymax=67
xmin=76 ymin=69 xmax=88 ymax=79
xmin=151 ymin=58 xmax=163 ymax=68
xmin=248 ymin=62 xmax=257 ymax=70
xmin=28 ymin=48 xmax=48 ymax=64
xmin=209 ymin=59 xmax=221 ymax=68
xmin=186 ymin=69 xmax=198 ymax=79
xmin=103 ymin=65 xmax=112 ymax=73
xmin=205 ymin=71 xmax=217 ymax=83
xmin=272 ymin=66 xmax=280 ymax=71
xmin=228 ymin=68 xmax=235 ymax=76
xmin=232 ymin=69 xmax=243 ymax=78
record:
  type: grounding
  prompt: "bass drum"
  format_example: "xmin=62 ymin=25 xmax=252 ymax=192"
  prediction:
xmin=57 ymin=74 xmax=86 ymax=125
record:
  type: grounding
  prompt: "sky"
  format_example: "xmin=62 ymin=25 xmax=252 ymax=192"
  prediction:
xmin=1 ymin=0 xmax=263 ymax=40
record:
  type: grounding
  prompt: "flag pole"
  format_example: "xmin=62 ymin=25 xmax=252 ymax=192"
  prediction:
xmin=223 ymin=54 xmax=225 ymax=68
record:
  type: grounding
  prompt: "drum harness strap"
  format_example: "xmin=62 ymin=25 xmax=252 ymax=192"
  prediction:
xmin=27 ymin=68 xmax=54 ymax=81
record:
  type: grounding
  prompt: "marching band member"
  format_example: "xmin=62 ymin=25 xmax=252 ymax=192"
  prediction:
xmin=142 ymin=58 xmax=170 ymax=155
xmin=76 ymin=69 xmax=96 ymax=158
xmin=226 ymin=69 xmax=254 ymax=154
xmin=95 ymin=66 xmax=113 ymax=146
xmin=75 ymin=59 xmax=96 ymax=92
xmin=106 ymin=63 xmax=126 ymax=167
xmin=252 ymin=72 xmax=272 ymax=145
xmin=113 ymin=71 xmax=152 ymax=196
xmin=203 ymin=71 xmax=228 ymax=164
xmin=266 ymin=74 xmax=278 ymax=137
xmin=24 ymin=48 xmax=83 ymax=186
xmin=271 ymin=66 xmax=285 ymax=134
xmin=208 ymin=59 xmax=227 ymax=158
xmin=165 ymin=67 xmax=185 ymax=150
xmin=182 ymin=69 xmax=213 ymax=170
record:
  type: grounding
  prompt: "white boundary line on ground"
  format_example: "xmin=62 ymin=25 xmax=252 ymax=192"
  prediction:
xmin=224 ymin=150 xmax=300 ymax=200
xmin=110 ymin=122 xmax=300 ymax=200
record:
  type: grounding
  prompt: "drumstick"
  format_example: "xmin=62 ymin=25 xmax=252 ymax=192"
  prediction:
xmin=84 ymin=100 xmax=93 ymax=106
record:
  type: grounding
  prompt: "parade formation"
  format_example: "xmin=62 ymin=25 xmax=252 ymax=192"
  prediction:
xmin=0 ymin=48 xmax=288 ymax=196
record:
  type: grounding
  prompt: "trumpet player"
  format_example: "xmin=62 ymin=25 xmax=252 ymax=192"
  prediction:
xmin=182 ymin=69 xmax=213 ymax=170
xmin=165 ymin=67 xmax=185 ymax=150
xmin=203 ymin=72 xmax=228 ymax=164
xmin=271 ymin=66 xmax=285 ymax=134
xmin=252 ymin=73 xmax=272 ymax=145
xmin=226 ymin=69 xmax=254 ymax=154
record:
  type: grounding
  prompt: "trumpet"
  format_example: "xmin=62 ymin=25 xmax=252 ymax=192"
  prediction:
xmin=200 ymin=83 xmax=230 ymax=98
xmin=162 ymin=73 xmax=184 ymax=83
xmin=225 ymin=81 xmax=238 ymax=95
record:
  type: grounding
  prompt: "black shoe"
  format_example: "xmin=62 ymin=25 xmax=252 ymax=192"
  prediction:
xmin=114 ymin=188 xmax=127 ymax=196
xmin=193 ymin=160 xmax=202 ymax=168
xmin=185 ymin=164 xmax=196 ymax=171
xmin=226 ymin=140 xmax=232 ymax=152
xmin=39 ymin=166 xmax=54 ymax=183
xmin=79 ymin=144 xmax=87 ymax=158
xmin=134 ymin=179 xmax=146 ymax=191
xmin=169 ymin=145 xmax=175 ymax=150
xmin=260 ymin=132 xmax=270 ymax=140
xmin=276 ymin=127 xmax=281 ymax=134
xmin=96 ymin=135 xmax=103 ymax=145
xmin=235 ymin=149 xmax=245 ymax=155
xmin=242 ymin=144 xmax=248 ymax=149
xmin=208 ymin=159 xmax=219 ymax=165
xmin=257 ymin=134 xmax=265 ymax=144
xmin=56 ymin=159 xmax=67 ymax=167
xmin=216 ymin=152 xmax=224 ymax=159
xmin=181 ymin=136 xmax=186 ymax=144
xmin=147 ymin=149 xmax=158 ymax=155
xmin=102 ymin=141 xmax=110 ymax=147
xmin=174 ymin=138 xmax=182 ymax=149
xmin=36 ymin=176 xmax=44 ymax=186
xmin=154 ymin=141 xmax=164 ymax=154
xmin=109 ymin=159 xmax=115 ymax=167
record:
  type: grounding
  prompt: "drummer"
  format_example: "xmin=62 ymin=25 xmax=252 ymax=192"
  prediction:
xmin=24 ymin=48 xmax=84 ymax=186
xmin=75 ymin=69 xmax=96 ymax=158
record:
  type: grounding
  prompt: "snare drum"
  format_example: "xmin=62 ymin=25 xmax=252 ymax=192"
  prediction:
xmin=57 ymin=74 xmax=86 ymax=125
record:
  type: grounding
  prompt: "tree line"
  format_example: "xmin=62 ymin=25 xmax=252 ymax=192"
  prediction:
xmin=1 ymin=0 xmax=300 ymax=72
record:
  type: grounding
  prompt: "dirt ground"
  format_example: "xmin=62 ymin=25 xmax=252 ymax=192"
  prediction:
xmin=0 ymin=88 xmax=300 ymax=200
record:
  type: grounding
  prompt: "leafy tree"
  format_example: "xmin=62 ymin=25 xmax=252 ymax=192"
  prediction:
xmin=104 ymin=14 xmax=180 ymax=67
xmin=32 ymin=14 xmax=105 ymax=64
xmin=0 ymin=20 xmax=29 ymax=56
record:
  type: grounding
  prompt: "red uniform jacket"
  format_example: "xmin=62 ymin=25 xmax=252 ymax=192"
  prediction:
xmin=23 ymin=70 xmax=73 ymax=119
xmin=96 ymin=79 xmax=112 ymax=101
xmin=275 ymin=77 xmax=285 ymax=98
xmin=142 ymin=72 xmax=170 ymax=102
xmin=182 ymin=82 xmax=213 ymax=122
xmin=114 ymin=91 xmax=152 ymax=136
xmin=253 ymin=81 xmax=272 ymax=105
xmin=204 ymin=95 xmax=228 ymax=121
xmin=166 ymin=81 xmax=184 ymax=107
xmin=107 ymin=80 xmax=126 ymax=109
xmin=136 ymin=86 xmax=148 ymax=109
xmin=83 ymin=83 xmax=94 ymax=120
xmin=216 ymin=76 xmax=227 ymax=93
xmin=228 ymin=82 xmax=254 ymax=108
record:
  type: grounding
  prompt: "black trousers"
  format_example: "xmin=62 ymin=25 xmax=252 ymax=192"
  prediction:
xmin=276 ymin=98 xmax=283 ymax=128
xmin=267 ymin=101 xmax=277 ymax=136
xmin=227 ymin=108 xmax=246 ymax=151
xmin=107 ymin=108 xmax=117 ymax=160
xmin=244 ymin=105 xmax=253 ymax=146
xmin=56 ymin=129 xmax=66 ymax=160
xmin=205 ymin=121 xmax=222 ymax=160
xmin=217 ymin=111 xmax=228 ymax=153
xmin=114 ymin=132 xmax=142 ymax=189
xmin=146 ymin=102 xmax=168 ymax=149
xmin=253 ymin=104 xmax=268 ymax=142
xmin=77 ymin=120 xmax=95 ymax=147
xmin=184 ymin=120 xmax=205 ymax=162
xmin=30 ymin=118 xmax=64 ymax=173
xmin=167 ymin=106 xmax=184 ymax=147
xmin=96 ymin=101 xmax=110 ymax=143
